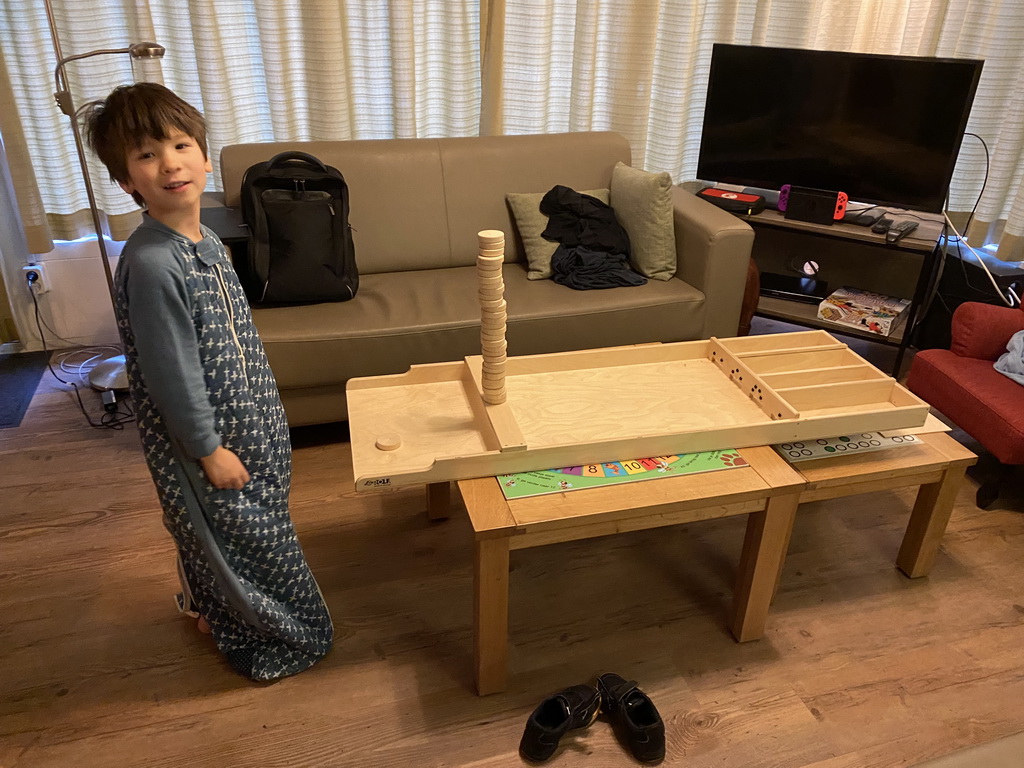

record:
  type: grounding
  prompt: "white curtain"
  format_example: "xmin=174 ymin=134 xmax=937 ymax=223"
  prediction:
xmin=502 ymin=0 xmax=1024 ymax=261
xmin=2 ymin=0 xmax=1022 ymax=260
xmin=0 ymin=0 xmax=482 ymax=251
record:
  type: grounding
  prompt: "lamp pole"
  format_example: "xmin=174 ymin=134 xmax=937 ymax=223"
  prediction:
xmin=43 ymin=0 xmax=165 ymax=390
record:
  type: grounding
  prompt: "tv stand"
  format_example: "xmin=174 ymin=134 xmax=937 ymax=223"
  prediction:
xmin=704 ymin=194 xmax=945 ymax=376
xmin=750 ymin=206 xmax=944 ymax=375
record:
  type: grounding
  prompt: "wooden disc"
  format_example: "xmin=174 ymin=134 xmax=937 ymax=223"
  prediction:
xmin=375 ymin=433 xmax=402 ymax=451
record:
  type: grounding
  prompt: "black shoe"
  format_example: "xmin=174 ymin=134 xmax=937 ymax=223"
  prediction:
xmin=519 ymin=683 xmax=602 ymax=762
xmin=596 ymin=673 xmax=666 ymax=764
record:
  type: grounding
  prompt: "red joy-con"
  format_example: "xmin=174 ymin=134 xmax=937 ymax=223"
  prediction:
xmin=833 ymin=191 xmax=849 ymax=220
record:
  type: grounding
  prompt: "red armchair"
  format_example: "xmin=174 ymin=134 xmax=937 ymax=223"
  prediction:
xmin=907 ymin=301 xmax=1024 ymax=508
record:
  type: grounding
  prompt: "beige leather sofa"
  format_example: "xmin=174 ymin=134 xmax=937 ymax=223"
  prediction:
xmin=213 ymin=131 xmax=754 ymax=426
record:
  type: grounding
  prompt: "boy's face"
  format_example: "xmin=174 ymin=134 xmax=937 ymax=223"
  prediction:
xmin=119 ymin=130 xmax=212 ymax=222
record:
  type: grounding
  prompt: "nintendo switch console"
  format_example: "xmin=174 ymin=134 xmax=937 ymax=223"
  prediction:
xmin=777 ymin=185 xmax=848 ymax=225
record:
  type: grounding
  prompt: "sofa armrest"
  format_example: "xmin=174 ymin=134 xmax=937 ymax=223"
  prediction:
xmin=950 ymin=302 xmax=1024 ymax=361
xmin=671 ymin=187 xmax=755 ymax=338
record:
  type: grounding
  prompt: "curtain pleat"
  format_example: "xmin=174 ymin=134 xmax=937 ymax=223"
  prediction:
xmin=0 ymin=0 xmax=481 ymax=249
xmin=480 ymin=0 xmax=505 ymax=135
xmin=1 ymin=0 xmax=1022 ymax=262
xmin=501 ymin=0 xmax=1024 ymax=262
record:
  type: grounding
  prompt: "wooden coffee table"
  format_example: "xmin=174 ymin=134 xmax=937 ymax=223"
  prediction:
xmin=451 ymin=430 xmax=975 ymax=695
xmin=776 ymin=429 xmax=976 ymax=583
xmin=454 ymin=445 xmax=805 ymax=695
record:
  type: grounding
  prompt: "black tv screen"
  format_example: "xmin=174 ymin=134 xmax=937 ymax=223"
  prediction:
xmin=696 ymin=44 xmax=984 ymax=213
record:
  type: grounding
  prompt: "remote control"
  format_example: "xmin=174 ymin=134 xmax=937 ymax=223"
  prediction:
xmin=871 ymin=216 xmax=893 ymax=234
xmin=886 ymin=219 xmax=919 ymax=244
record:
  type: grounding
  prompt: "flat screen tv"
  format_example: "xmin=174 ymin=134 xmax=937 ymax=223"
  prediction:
xmin=696 ymin=44 xmax=984 ymax=213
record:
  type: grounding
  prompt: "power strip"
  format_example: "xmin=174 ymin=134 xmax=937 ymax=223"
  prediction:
xmin=774 ymin=432 xmax=921 ymax=462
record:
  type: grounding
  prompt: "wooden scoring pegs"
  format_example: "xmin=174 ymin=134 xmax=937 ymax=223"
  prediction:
xmin=476 ymin=230 xmax=508 ymax=404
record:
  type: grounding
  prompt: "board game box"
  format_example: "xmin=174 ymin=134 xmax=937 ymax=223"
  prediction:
xmin=817 ymin=286 xmax=911 ymax=336
xmin=496 ymin=450 xmax=747 ymax=500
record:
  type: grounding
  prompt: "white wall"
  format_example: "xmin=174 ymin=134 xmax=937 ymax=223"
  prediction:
xmin=23 ymin=239 xmax=124 ymax=350
xmin=1 ymin=143 xmax=124 ymax=351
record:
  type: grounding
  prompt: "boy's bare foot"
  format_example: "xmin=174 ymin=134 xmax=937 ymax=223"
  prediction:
xmin=197 ymin=615 xmax=212 ymax=634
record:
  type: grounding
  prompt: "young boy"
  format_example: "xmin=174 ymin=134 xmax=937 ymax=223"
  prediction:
xmin=85 ymin=83 xmax=333 ymax=681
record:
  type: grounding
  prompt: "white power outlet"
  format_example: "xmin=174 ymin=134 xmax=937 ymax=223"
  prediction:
xmin=23 ymin=263 xmax=49 ymax=295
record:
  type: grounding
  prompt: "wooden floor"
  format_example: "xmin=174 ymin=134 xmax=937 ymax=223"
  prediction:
xmin=3 ymin=344 xmax=1024 ymax=767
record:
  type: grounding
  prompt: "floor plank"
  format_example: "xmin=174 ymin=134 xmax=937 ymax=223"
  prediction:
xmin=2 ymin=342 xmax=1023 ymax=768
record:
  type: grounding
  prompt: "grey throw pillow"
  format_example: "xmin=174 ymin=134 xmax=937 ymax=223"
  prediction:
xmin=609 ymin=162 xmax=676 ymax=281
xmin=507 ymin=188 xmax=611 ymax=280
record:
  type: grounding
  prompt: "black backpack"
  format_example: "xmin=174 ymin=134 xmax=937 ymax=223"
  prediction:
xmin=239 ymin=151 xmax=358 ymax=304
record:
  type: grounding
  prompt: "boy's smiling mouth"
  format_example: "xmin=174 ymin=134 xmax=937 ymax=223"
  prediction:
xmin=164 ymin=180 xmax=189 ymax=190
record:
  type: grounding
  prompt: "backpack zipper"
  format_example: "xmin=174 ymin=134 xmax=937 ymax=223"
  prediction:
xmin=297 ymin=178 xmax=336 ymax=216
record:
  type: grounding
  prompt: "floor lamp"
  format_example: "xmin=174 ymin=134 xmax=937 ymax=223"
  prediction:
xmin=44 ymin=0 xmax=165 ymax=391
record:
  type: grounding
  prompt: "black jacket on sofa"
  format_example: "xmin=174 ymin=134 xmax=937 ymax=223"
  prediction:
xmin=540 ymin=185 xmax=646 ymax=290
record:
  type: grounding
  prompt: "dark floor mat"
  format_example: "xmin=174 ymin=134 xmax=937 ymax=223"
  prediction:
xmin=0 ymin=351 xmax=49 ymax=428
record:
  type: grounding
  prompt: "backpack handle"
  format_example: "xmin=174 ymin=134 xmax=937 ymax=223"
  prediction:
xmin=266 ymin=151 xmax=330 ymax=173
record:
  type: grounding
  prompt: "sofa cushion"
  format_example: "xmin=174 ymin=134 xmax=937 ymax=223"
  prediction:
xmin=220 ymin=133 xmax=634 ymax=275
xmin=221 ymin=139 xmax=451 ymax=275
xmin=440 ymin=132 xmax=631 ymax=267
xmin=950 ymin=302 xmax=1024 ymax=360
xmin=610 ymin=162 xmax=676 ymax=281
xmin=907 ymin=349 xmax=1024 ymax=464
xmin=252 ymin=264 xmax=705 ymax=392
xmin=506 ymin=188 xmax=610 ymax=281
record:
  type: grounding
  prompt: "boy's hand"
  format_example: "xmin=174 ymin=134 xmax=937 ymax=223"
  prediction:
xmin=200 ymin=446 xmax=251 ymax=490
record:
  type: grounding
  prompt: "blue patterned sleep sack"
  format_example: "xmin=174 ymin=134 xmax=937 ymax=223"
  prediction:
xmin=114 ymin=216 xmax=333 ymax=680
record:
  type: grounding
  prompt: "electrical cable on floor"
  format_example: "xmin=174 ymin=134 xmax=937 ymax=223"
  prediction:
xmin=28 ymin=286 xmax=134 ymax=430
xmin=55 ymin=346 xmax=123 ymax=386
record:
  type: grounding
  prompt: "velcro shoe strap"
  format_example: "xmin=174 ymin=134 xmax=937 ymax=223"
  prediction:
xmin=608 ymin=679 xmax=640 ymax=702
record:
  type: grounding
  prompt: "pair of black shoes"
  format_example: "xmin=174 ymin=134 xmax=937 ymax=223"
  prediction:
xmin=519 ymin=673 xmax=665 ymax=764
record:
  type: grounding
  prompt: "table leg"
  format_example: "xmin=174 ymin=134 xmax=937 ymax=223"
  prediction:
xmin=897 ymin=464 xmax=967 ymax=578
xmin=730 ymin=490 xmax=799 ymax=643
xmin=474 ymin=536 xmax=510 ymax=695
xmin=426 ymin=481 xmax=451 ymax=520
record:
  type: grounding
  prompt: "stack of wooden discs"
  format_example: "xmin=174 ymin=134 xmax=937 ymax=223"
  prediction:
xmin=477 ymin=230 xmax=508 ymax=404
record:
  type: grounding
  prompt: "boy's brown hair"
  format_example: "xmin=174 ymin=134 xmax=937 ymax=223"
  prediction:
xmin=84 ymin=82 xmax=208 ymax=207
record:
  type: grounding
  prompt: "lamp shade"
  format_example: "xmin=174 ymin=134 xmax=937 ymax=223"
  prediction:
xmin=128 ymin=42 xmax=165 ymax=59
